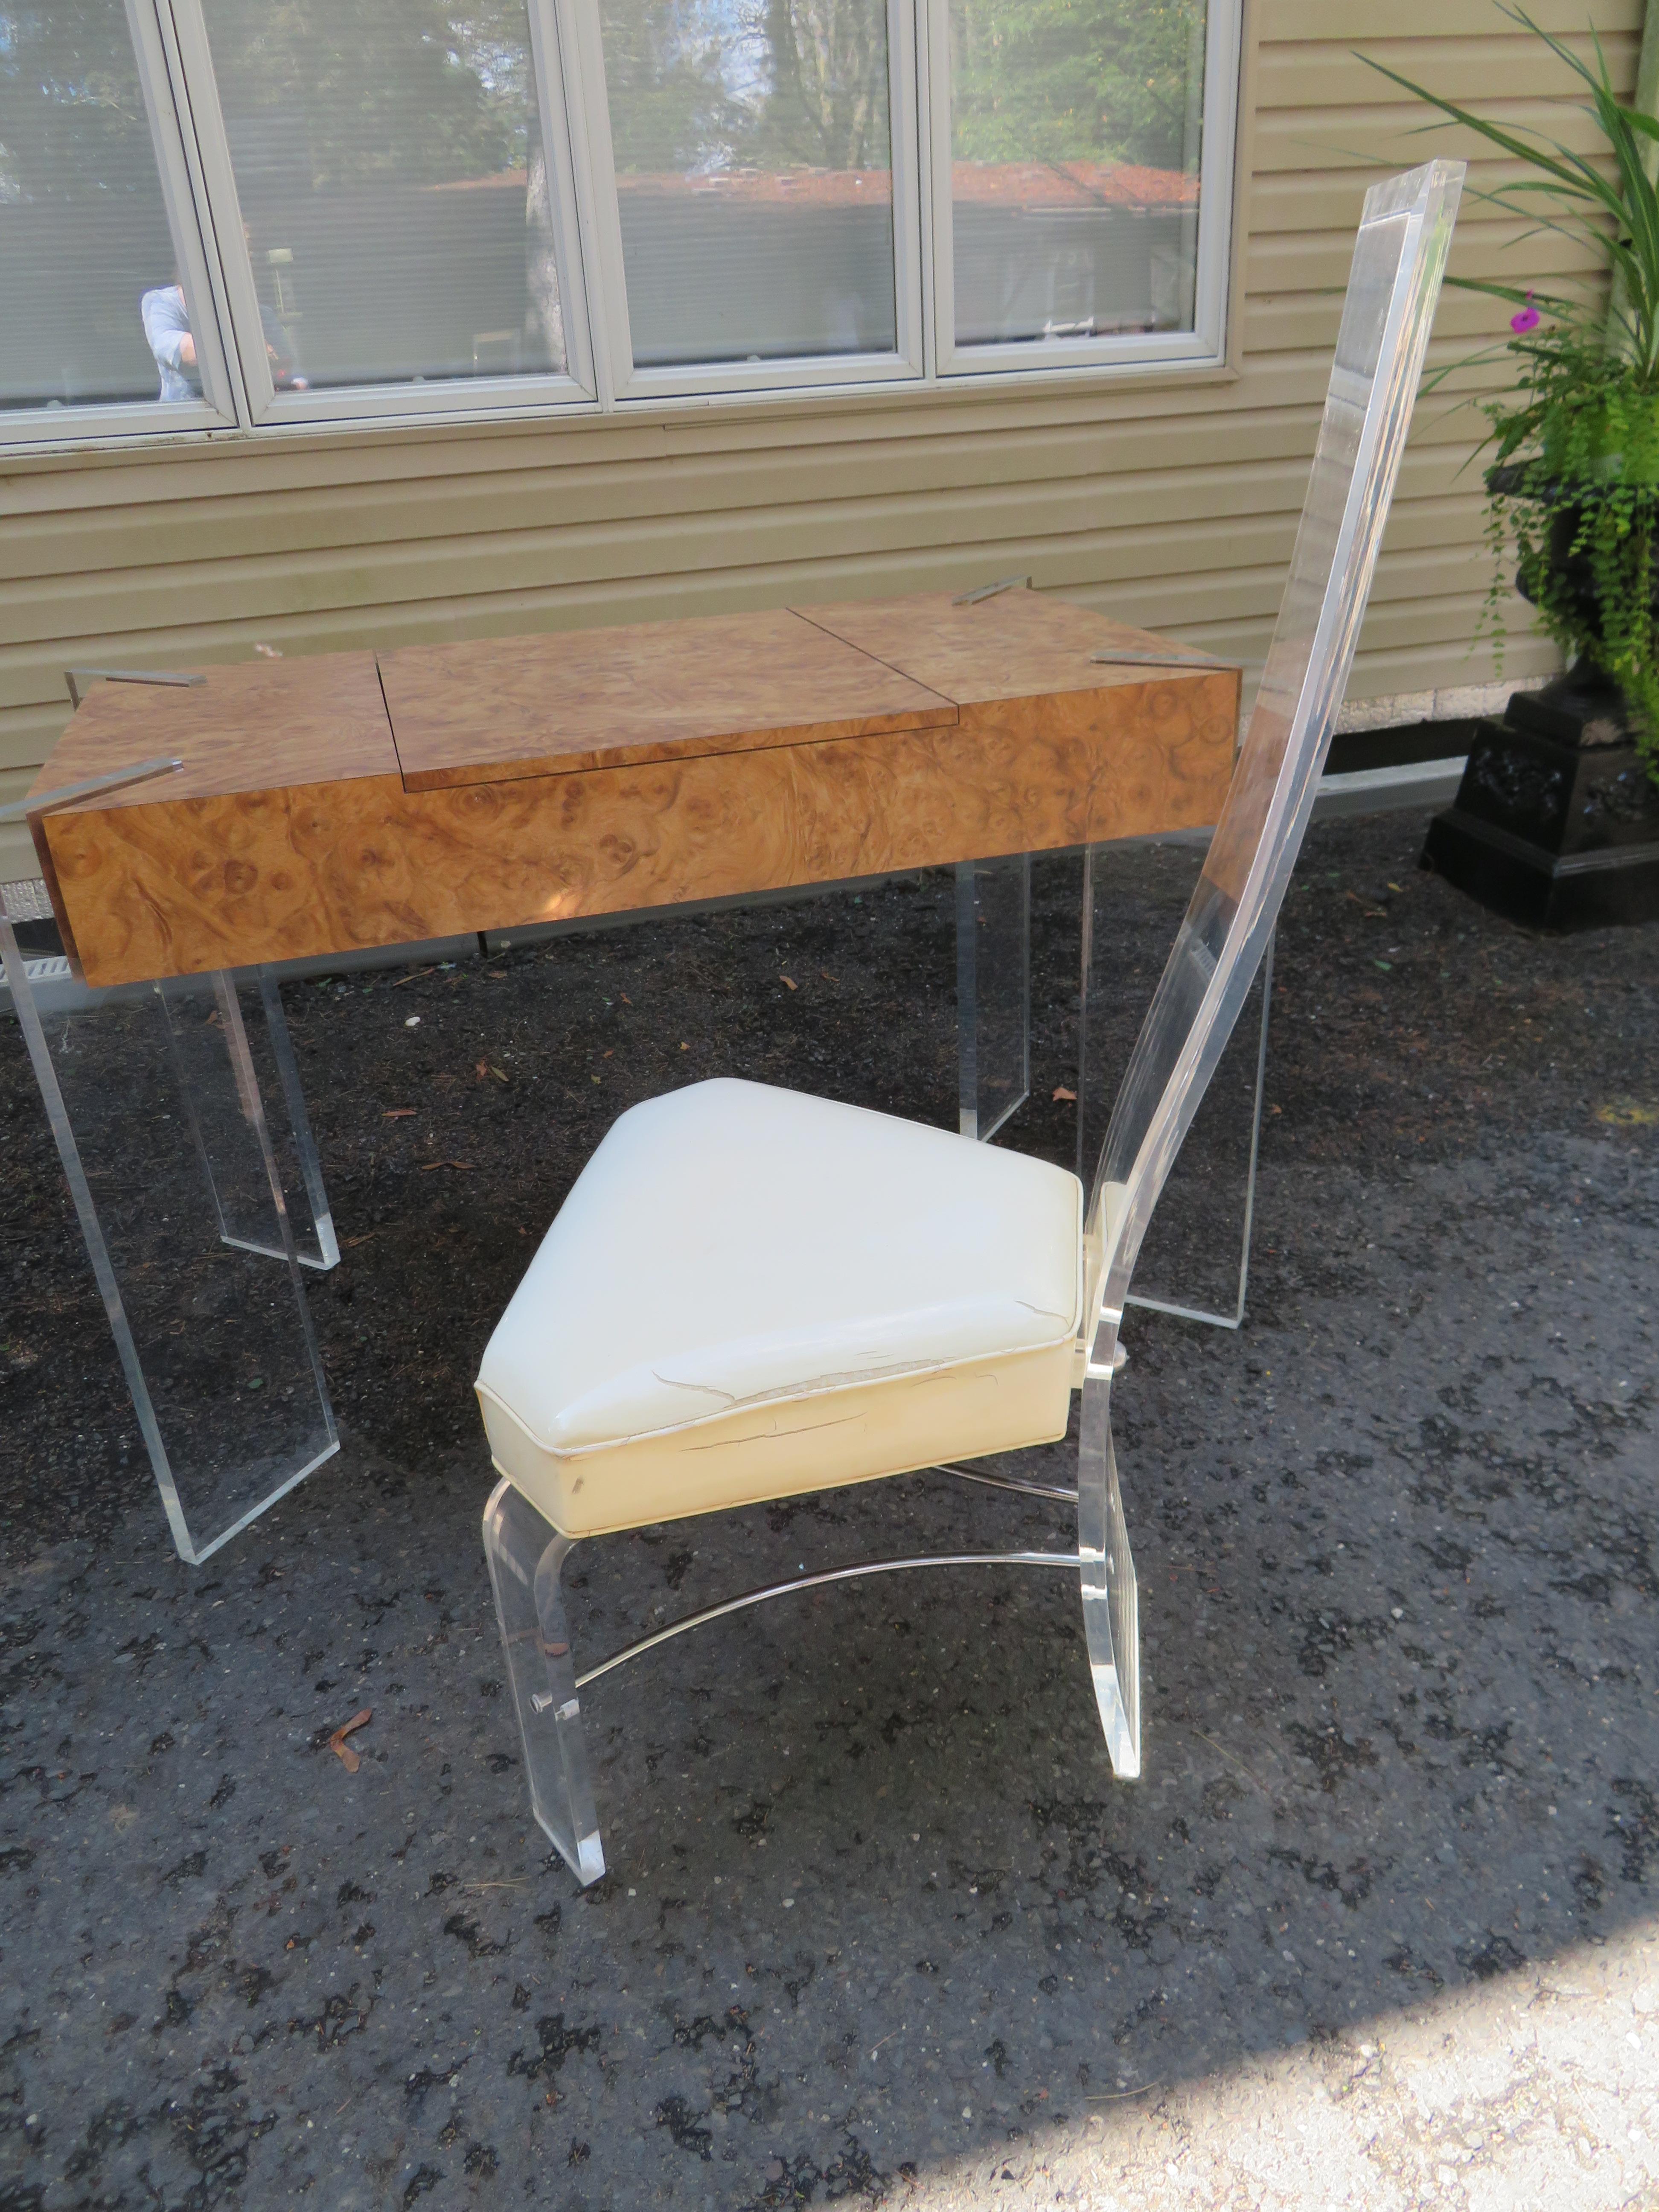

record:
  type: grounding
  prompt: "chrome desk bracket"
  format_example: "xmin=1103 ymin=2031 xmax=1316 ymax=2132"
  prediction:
xmin=1087 ymin=647 xmax=1239 ymax=671
xmin=952 ymin=576 xmax=1031 ymax=605
xmin=64 ymin=669 xmax=205 ymax=711
xmin=0 ymin=755 xmax=183 ymax=827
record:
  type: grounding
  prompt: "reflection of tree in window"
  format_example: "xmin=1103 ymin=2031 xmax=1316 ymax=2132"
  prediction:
xmin=0 ymin=3 xmax=157 ymax=198
xmin=208 ymin=1 xmax=529 ymax=186
xmin=949 ymin=0 xmax=1205 ymax=172
xmin=756 ymin=0 xmax=891 ymax=172
xmin=599 ymin=0 xmax=742 ymax=174
xmin=598 ymin=0 xmax=891 ymax=176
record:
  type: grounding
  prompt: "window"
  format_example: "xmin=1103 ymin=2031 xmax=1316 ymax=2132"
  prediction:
xmin=0 ymin=0 xmax=230 ymax=427
xmin=0 ymin=0 xmax=1239 ymax=447
xmin=934 ymin=0 xmax=1222 ymax=369
xmin=584 ymin=0 xmax=917 ymax=390
xmin=173 ymin=0 xmax=592 ymax=421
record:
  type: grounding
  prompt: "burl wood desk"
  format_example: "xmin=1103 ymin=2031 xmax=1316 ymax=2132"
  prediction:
xmin=6 ymin=590 xmax=1242 ymax=1563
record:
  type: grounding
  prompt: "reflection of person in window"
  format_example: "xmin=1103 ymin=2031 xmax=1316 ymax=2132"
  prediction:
xmin=140 ymin=280 xmax=308 ymax=398
xmin=141 ymin=284 xmax=200 ymax=400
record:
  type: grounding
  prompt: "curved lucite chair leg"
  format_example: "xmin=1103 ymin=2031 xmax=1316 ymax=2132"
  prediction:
xmin=1077 ymin=1367 xmax=1140 ymax=1777
xmin=482 ymin=1477 xmax=605 ymax=1885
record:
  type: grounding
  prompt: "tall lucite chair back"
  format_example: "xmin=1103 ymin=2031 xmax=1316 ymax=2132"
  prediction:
xmin=1087 ymin=160 xmax=1464 ymax=1330
xmin=1076 ymin=160 xmax=1463 ymax=1777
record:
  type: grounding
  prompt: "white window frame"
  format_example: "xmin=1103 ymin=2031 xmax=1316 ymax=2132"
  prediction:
xmin=921 ymin=0 xmax=1241 ymax=380
xmin=0 ymin=0 xmax=1243 ymax=453
xmin=565 ymin=0 xmax=927 ymax=403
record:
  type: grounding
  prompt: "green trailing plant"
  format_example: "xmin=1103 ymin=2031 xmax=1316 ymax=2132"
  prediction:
xmin=1365 ymin=5 xmax=1659 ymax=782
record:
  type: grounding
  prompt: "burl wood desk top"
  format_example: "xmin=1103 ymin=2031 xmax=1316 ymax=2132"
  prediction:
xmin=31 ymin=593 xmax=1240 ymax=987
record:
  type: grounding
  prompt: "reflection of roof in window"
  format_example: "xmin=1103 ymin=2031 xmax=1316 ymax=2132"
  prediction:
xmin=426 ymin=163 xmax=1196 ymax=212
xmin=950 ymin=163 xmax=1197 ymax=212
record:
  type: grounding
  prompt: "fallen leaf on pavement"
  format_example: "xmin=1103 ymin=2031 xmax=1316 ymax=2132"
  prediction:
xmin=329 ymin=1710 xmax=372 ymax=1773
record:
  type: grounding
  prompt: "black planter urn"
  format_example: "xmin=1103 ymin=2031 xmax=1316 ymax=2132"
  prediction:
xmin=1421 ymin=659 xmax=1659 ymax=928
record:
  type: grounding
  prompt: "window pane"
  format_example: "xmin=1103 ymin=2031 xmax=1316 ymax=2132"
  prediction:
xmin=600 ymin=0 xmax=897 ymax=368
xmin=0 ymin=0 xmax=196 ymax=411
xmin=198 ymin=0 xmax=567 ymax=390
xmin=948 ymin=0 xmax=1205 ymax=349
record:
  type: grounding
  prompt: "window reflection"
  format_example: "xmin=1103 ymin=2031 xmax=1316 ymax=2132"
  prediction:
xmin=0 ymin=0 xmax=195 ymax=410
xmin=599 ymin=0 xmax=897 ymax=368
xmin=141 ymin=247 xmax=308 ymax=401
xmin=948 ymin=0 xmax=1207 ymax=348
xmin=198 ymin=0 xmax=567 ymax=391
xmin=140 ymin=283 xmax=201 ymax=401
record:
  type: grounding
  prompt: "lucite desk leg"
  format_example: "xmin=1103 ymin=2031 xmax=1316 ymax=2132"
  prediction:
xmin=1 ymin=919 xmax=339 ymax=1565
xmin=168 ymin=969 xmax=338 ymax=1273
xmin=1077 ymin=845 xmax=1272 ymax=1332
xmin=246 ymin=970 xmax=340 ymax=1269
xmin=956 ymin=854 xmax=1031 ymax=1142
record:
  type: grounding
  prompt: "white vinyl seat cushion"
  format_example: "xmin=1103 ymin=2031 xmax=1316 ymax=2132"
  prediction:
xmin=475 ymin=1077 xmax=1085 ymax=1539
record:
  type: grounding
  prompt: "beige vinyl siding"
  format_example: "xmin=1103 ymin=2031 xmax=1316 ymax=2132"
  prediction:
xmin=0 ymin=0 xmax=1641 ymax=881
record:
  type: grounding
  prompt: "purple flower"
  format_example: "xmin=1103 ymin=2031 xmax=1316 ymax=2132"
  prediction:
xmin=1511 ymin=294 xmax=1541 ymax=333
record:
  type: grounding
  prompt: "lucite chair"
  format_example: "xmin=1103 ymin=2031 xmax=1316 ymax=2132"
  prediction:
xmin=475 ymin=160 xmax=1464 ymax=1885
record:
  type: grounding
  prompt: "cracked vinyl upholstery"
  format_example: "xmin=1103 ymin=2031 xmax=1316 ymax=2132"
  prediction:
xmin=475 ymin=1078 xmax=1084 ymax=1538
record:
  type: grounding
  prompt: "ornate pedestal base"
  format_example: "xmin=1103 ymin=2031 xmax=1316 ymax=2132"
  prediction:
xmin=1422 ymin=662 xmax=1659 ymax=929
